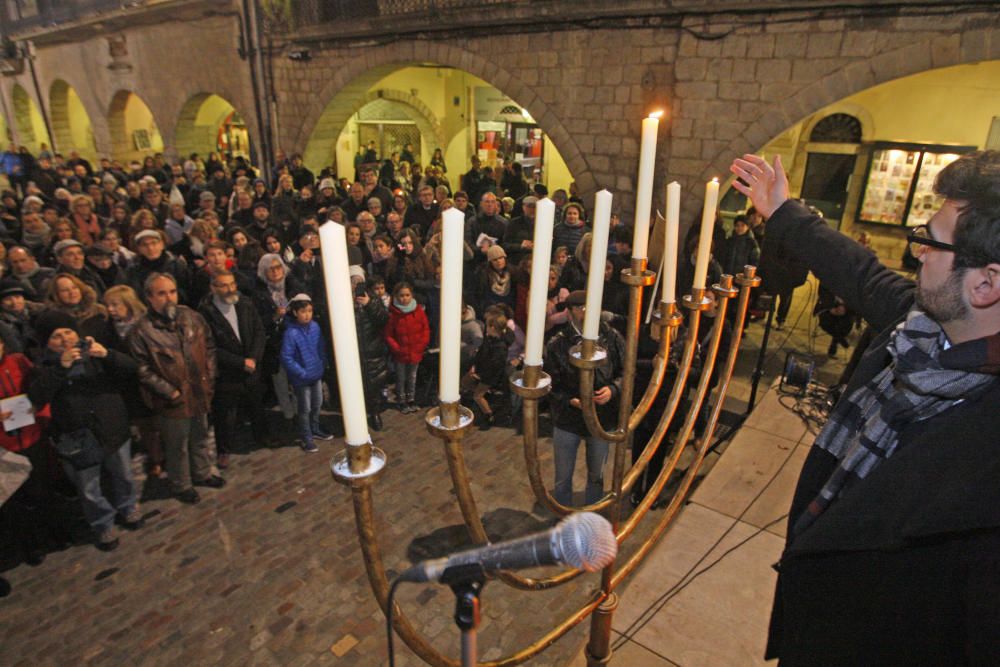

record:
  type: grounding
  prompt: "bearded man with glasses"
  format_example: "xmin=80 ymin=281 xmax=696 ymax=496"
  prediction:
xmin=730 ymin=150 xmax=1000 ymax=665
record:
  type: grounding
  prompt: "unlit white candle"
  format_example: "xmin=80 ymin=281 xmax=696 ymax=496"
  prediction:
xmin=632 ymin=112 xmax=661 ymax=259
xmin=663 ymin=181 xmax=680 ymax=303
xmin=439 ymin=208 xmax=466 ymax=403
xmin=319 ymin=221 xmax=370 ymax=445
xmin=693 ymin=179 xmax=719 ymax=290
xmin=524 ymin=198 xmax=555 ymax=366
xmin=583 ymin=190 xmax=613 ymax=339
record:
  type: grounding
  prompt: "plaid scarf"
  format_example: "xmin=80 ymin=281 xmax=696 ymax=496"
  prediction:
xmin=791 ymin=311 xmax=999 ymax=538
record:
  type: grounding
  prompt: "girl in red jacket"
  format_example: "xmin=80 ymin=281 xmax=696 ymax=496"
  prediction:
xmin=384 ymin=282 xmax=429 ymax=413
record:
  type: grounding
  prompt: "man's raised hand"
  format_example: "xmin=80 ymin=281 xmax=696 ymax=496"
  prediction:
xmin=729 ymin=154 xmax=789 ymax=219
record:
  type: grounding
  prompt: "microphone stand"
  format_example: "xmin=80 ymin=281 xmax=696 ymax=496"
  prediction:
xmin=441 ymin=564 xmax=487 ymax=667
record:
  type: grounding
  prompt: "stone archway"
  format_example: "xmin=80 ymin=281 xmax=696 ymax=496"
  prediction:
xmin=174 ymin=93 xmax=251 ymax=160
xmin=107 ymin=89 xmax=164 ymax=162
xmin=292 ymin=40 xmax=593 ymax=196
xmin=11 ymin=83 xmax=50 ymax=153
xmin=707 ymin=28 xmax=999 ymax=213
xmin=303 ymin=86 xmax=447 ymax=175
xmin=49 ymin=79 xmax=99 ymax=161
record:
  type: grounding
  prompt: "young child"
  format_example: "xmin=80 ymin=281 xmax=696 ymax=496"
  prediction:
xmin=384 ymin=282 xmax=430 ymax=413
xmin=368 ymin=276 xmax=391 ymax=309
xmin=465 ymin=310 xmax=509 ymax=430
xmin=280 ymin=294 xmax=332 ymax=452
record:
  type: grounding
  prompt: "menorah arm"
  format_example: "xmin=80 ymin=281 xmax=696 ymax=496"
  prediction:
xmin=617 ymin=303 xmax=703 ymax=504
xmin=351 ymin=479 xmax=612 ymax=666
xmin=578 ymin=365 xmax=627 ymax=443
xmin=613 ymin=271 xmax=758 ymax=588
xmin=431 ymin=404 xmax=586 ymax=591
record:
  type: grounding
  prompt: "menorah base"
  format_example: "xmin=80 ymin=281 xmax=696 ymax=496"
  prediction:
xmin=331 ymin=444 xmax=388 ymax=487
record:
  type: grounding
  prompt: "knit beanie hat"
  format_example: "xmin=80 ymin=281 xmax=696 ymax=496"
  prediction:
xmin=486 ymin=245 xmax=507 ymax=262
xmin=35 ymin=309 xmax=79 ymax=345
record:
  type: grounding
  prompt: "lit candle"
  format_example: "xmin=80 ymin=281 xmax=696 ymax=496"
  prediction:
xmin=318 ymin=221 xmax=370 ymax=445
xmin=632 ymin=111 xmax=662 ymax=260
xmin=693 ymin=178 xmax=719 ymax=290
xmin=663 ymin=181 xmax=680 ymax=303
xmin=438 ymin=208 xmax=466 ymax=403
xmin=583 ymin=190 xmax=613 ymax=339
xmin=524 ymin=198 xmax=555 ymax=366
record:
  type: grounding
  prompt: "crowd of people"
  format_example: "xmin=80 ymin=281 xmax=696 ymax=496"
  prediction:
xmin=0 ymin=140 xmax=776 ymax=595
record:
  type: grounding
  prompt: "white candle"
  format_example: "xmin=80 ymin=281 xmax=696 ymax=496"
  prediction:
xmin=524 ymin=198 xmax=555 ymax=366
xmin=439 ymin=208 xmax=466 ymax=403
xmin=583 ymin=190 xmax=613 ymax=339
xmin=663 ymin=181 xmax=680 ymax=303
xmin=318 ymin=221 xmax=370 ymax=445
xmin=693 ymin=178 xmax=719 ymax=290
xmin=632 ymin=111 xmax=662 ymax=259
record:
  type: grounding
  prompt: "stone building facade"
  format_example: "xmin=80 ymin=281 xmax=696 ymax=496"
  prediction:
xmin=2 ymin=1 xmax=999 ymax=245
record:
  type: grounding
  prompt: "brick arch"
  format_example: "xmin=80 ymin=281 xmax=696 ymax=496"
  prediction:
xmin=49 ymin=79 xmax=99 ymax=160
xmin=703 ymin=29 xmax=998 ymax=217
xmin=302 ymin=85 xmax=447 ymax=174
xmin=174 ymin=92 xmax=249 ymax=160
xmin=293 ymin=40 xmax=593 ymax=194
xmin=107 ymin=89 xmax=163 ymax=162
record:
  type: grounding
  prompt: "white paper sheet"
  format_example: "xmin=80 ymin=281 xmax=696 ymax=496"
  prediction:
xmin=1 ymin=394 xmax=35 ymax=432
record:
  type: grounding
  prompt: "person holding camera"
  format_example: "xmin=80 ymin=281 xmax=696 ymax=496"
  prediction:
xmin=29 ymin=310 xmax=143 ymax=552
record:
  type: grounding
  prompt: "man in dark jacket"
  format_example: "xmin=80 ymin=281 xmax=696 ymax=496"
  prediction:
xmin=501 ymin=195 xmax=538 ymax=266
xmin=128 ymin=273 xmax=221 ymax=505
xmin=7 ymin=246 xmax=55 ymax=301
xmin=29 ymin=310 xmax=143 ymax=551
xmin=199 ymin=270 xmax=268 ymax=467
xmin=718 ymin=214 xmax=760 ymax=277
xmin=543 ymin=290 xmax=626 ymax=506
xmin=465 ymin=193 xmax=509 ymax=264
xmin=125 ymin=230 xmax=191 ymax=305
xmin=53 ymin=240 xmax=107 ymax=298
xmin=730 ymin=150 xmax=1000 ymax=664
xmin=403 ymin=186 xmax=439 ymax=239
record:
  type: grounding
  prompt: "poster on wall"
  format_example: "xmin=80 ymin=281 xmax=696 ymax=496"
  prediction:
xmin=856 ymin=142 xmax=975 ymax=227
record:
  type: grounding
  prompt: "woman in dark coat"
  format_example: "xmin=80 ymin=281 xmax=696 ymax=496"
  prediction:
xmin=252 ymin=253 xmax=306 ymax=420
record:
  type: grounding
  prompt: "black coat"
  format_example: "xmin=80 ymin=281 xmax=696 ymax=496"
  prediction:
xmin=355 ymin=296 xmax=389 ymax=408
xmin=543 ymin=320 xmax=625 ymax=438
xmin=28 ymin=348 xmax=137 ymax=452
xmin=251 ymin=275 xmax=306 ymax=376
xmin=763 ymin=200 xmax=1000 ymax=664
xmin=199 ymin=296 xmax=266 ymax=390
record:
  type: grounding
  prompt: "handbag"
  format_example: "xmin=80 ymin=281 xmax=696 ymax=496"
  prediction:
xmin=53 ymin=428 xmax=105 ymax=470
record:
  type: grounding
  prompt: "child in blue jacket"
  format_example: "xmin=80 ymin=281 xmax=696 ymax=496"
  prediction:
xmin=280 ymin=294 xmax=332 ymax=452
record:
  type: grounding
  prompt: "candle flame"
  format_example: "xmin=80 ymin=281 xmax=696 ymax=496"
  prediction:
xmin=711 ymin=177 xmax=719 ymax=183
xmin=649 ymin=111 xmax=664 ymax=119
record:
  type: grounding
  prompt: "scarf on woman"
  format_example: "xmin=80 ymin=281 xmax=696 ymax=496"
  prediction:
xmin=488 ymin=268 xmax=511 ymax=297
xmin=792 ymin=311 xmax=999 ymax=538
xmin=393 ymin=298 xmax=417 ymax=314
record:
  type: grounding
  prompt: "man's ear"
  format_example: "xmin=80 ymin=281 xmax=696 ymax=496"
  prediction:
xmin=968 ymin=263 xmax=1000 ymax=308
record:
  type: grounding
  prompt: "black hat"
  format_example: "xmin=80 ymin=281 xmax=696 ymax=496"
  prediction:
xmin=252 ymin=200 xmax=270 ymax=211
xmin=556 ymin=290 xmax=587 ymax=312
xmin=0 ymin=278 xmax=26 ymax=299
xmin=34 ymin=310 xmax=78 ymax=345
xmin=85 ymin=245 xmax=113 ymax=259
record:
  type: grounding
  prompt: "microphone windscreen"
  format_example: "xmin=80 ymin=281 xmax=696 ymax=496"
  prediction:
xmin=553 ymin=512 xmax=618 ymax=572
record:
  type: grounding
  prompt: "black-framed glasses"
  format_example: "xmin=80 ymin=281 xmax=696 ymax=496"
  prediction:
xmin=907 ymin=225 xmax=956 ymax=258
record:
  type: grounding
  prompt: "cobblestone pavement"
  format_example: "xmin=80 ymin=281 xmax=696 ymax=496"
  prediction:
xmin=0 ymin=277 xmax=847 ymax=666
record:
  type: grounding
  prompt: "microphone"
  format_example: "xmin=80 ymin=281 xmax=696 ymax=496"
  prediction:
xmin=398 ymin=512 xmax=617 ymax=583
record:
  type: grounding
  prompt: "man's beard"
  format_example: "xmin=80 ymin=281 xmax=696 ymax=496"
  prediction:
xmin=916 ymin=266 xmax=969 ymax=324
xmin=163 ymin=303 xmax=179 ymax=321
xmin=220 ymin=293 xmax=239 ymax=305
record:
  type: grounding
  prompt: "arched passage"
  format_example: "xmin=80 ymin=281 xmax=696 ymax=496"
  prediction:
xmin=107 ymin=90 xmax=164 ymax=162
xmin=175 ymin=93 xmax=252 ymax=162
xmin=11 ymin=84 xmax=50 ymax=153
xmin=295 ymin=46 xmax=591 ymax=195
xmin=305 ymin=88 xmax=446 ymax=176
xmin=49 ymin=80 xmax=98 ymax=161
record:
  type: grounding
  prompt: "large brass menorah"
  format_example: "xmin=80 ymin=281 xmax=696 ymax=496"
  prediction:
xmin=330 ymin=241 xmax=760 ymax=665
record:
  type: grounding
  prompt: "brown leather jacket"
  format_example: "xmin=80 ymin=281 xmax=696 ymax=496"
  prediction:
xmin=128 ymin=305 xmax=216 ymax=418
